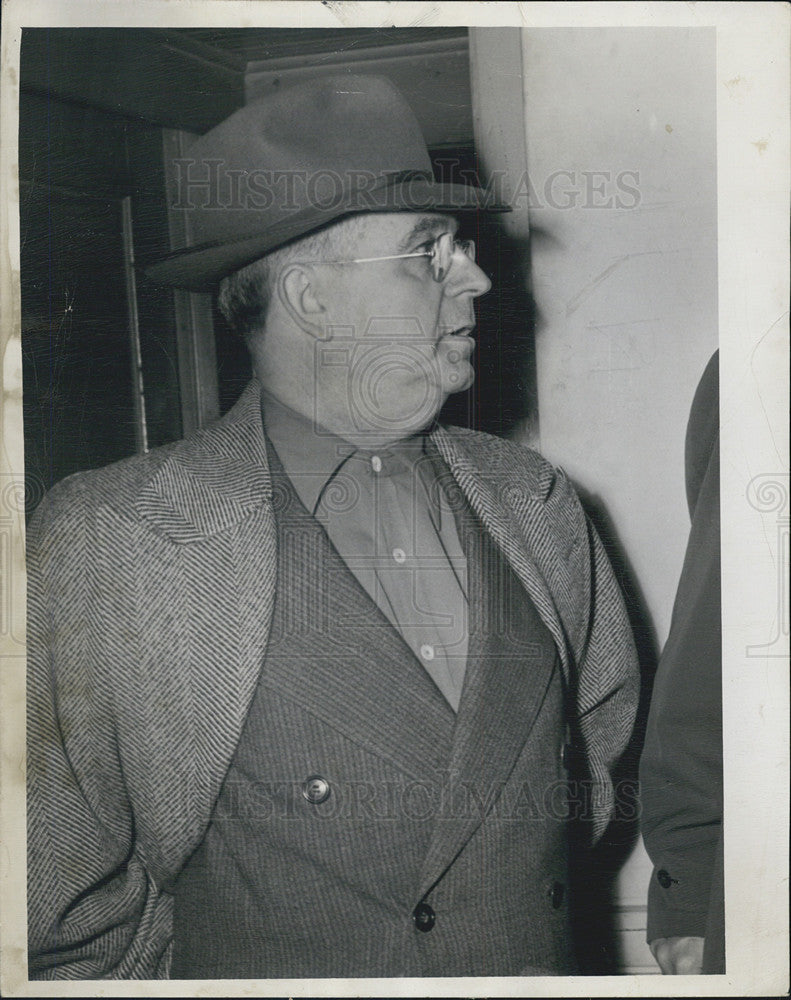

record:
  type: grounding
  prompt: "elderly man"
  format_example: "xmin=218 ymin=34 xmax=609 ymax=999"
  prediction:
xmin=27 ymin=75 xmax=639 ymax=980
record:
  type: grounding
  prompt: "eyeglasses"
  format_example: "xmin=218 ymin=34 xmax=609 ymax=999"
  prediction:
xmin=329 ymin=232 xmax=476 ymax=283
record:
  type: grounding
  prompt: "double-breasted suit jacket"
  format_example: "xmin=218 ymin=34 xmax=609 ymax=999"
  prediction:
xmin=27 ymin=380 xmax=639 ymax=979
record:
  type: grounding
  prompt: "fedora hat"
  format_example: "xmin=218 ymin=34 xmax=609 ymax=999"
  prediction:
xmin=144 ymin=74 xmax=510 ymax=291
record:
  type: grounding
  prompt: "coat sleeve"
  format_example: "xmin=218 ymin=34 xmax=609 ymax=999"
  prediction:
xmin=638 ymin=359 xmax=722 ymax=952
xmin=26 ymin=484 xmax=172 ymax=979
xmin=638 ymin=489 xmax=722 ymax=942
xmin=536 ymin=460 xmax=640 ymax=844
xmin=573 ymin=499 xmax=641 ymax=844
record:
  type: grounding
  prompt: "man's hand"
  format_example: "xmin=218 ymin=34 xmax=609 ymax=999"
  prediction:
xmin=649 ymin=935 xmax=705 ymax=974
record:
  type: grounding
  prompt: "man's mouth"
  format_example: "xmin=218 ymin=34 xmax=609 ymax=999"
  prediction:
xmin=436 ymin=328 xmax=476 ymax=365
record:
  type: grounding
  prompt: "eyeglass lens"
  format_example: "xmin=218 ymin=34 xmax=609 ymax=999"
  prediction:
xmin=432 ymin=234 xmax=476 ymax=282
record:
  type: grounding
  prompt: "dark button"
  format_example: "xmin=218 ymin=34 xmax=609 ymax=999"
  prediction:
xmin=657 ymin=868 xmax=676 ymax=889
xmin=412 ymin=901 xmax=436 ymax=932
xmin=550 ymin=881 xmax=565 ymax=909
xmin=302 ymin=775 xmax=331 ymax=805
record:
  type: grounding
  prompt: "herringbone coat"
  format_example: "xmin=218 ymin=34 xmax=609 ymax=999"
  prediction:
xmin=26 ymin=380 xmax=639 ymax=979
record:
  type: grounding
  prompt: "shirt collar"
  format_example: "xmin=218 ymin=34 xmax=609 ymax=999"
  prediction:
xmin=260 ymin=390 xmax=434 ymax=514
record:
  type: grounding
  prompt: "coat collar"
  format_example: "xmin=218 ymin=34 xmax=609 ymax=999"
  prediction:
xmin=136 ymin=381 xmax=555 ymax=535
xmin=135 ymin=380 xmax=271 ymax=541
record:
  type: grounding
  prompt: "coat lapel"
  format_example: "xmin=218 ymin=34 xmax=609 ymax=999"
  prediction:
xmin=429 ymin=425 xmax=573 ymax=682
xmin=133 ymin=381 xmax=280 ymax=872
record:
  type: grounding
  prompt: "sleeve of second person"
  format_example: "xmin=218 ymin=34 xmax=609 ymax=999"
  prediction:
xmin=640 ymin=354 xmax=722 ymax=944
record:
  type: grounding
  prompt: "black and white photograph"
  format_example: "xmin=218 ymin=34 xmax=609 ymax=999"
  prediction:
xmin=0 ymin=1 xmax=787 ymax=996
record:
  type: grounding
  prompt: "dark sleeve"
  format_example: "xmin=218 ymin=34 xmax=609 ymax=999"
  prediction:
xmin=639 ymin=351 xmax=723 ymax=947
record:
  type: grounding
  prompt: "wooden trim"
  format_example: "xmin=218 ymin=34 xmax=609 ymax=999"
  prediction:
xmin=244 ymin=35 xmax=467 ymax=75
xmin=147 ymin=27 xmax=248 ymax=73
xmin=163 ymin=129 xmax=220 ymax=435
xmin=19 ymin=177 xmax=125 ymax=204
xmin=468 ymin=27 xmax=538 ymax=448
xmin=170 ymin=290 xmax=221 ymax=436
xmin=121 ymin=195 xmax=148 ymax=454
xmin=121 ymin=196 xmax=150 ymax=455
xmin=468 ymin=28 xmax=530 ymax=233
xmin=245 ymin=36 xmax=473 ymax=150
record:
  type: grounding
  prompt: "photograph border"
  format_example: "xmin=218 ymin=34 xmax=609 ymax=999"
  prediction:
xmin=1 ymin=2 xmax=788 ymax=997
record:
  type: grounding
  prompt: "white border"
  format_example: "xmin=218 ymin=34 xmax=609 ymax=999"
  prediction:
xmin=1 ymin=2 xmax=788 ymax=997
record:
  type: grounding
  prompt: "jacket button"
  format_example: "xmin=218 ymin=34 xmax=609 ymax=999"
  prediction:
xmin=302 ymin=775 xmax=330 ymax=805
xmin=550 ymin=882 xmax=565 ymax=909
xmin=657 ymin=868 xmax=675 ymax=889
xmin=412 ymin=901 xmax=436 ymax=932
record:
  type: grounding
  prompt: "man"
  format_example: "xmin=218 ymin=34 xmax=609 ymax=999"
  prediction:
xmin=27 ymin=75 xmax=639 ymax=979
xmin=640 ymin=351 xmax=724 ymax=974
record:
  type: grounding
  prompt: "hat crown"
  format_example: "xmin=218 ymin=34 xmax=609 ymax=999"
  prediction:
xmin=181 ymin=75 xmax=433 ymax=247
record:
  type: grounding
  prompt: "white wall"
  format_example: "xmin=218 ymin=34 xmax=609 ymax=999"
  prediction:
xmin=471 ymin=26 xmax=718 ymax=974
xmin=522 ymin=27 xmax=718 ymax=637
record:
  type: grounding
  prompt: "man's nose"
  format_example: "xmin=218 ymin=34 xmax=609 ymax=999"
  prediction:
xmin=447 ymin=253 xmax=492 ymax=298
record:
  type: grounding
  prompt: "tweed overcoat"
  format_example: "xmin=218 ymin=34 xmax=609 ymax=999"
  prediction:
xmin=27 ymin=379 xmax=639 ymax=979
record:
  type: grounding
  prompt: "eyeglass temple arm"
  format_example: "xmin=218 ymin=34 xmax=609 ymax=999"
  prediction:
xmin=347 ymin=251 xmax=430 ymax=265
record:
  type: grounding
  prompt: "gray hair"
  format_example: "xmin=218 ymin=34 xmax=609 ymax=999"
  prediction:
xmin=217 ymin=215 xmax=367 ymax=338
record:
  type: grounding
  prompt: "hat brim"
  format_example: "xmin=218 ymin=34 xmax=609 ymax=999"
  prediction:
xmin=144 ymin=179 xmax=510 ymax=292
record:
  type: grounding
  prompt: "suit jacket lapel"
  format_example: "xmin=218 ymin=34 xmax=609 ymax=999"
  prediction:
xmin=418 ymin=448 xmax=561 ymax=894
xmin=258 ymin=445 xmax=456 ymax=779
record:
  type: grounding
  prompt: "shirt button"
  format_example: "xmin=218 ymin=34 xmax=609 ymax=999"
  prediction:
xmin=392 ymin=547 xmax=406 ymax=564
xmin=371 ymin=455 xmax=382 ymax=473
xmin=420 ymin=644 xmax=435 ymax=661
xmin=412 ymin=901 xmax=436 ymax=932
xmin=302 ymin=775 xmax=331 ymax=805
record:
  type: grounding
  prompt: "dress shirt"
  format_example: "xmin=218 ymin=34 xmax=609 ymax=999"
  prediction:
xmin=262 ymin=390 xmax=469 ymax=711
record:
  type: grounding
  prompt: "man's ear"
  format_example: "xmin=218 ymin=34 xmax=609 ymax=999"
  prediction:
xmin=276 ymin=263 xmax=328 ymax=340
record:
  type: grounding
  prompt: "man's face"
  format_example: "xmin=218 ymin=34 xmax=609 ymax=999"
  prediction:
xmin=311 ymin=212 xmax=491 ymax=443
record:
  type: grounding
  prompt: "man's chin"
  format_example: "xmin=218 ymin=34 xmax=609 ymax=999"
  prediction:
xmin=444 ymin=365 xmax=475 ymax=396
xmin=437 ymin=335 xmax=475 ymax=393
